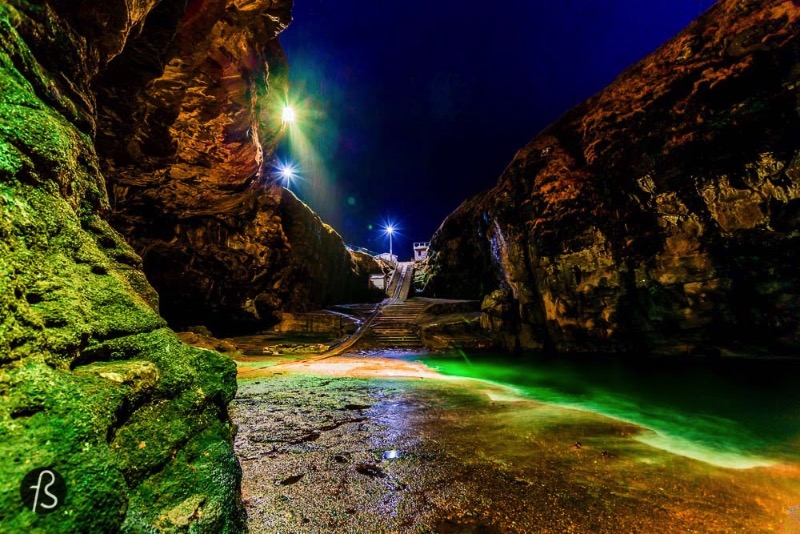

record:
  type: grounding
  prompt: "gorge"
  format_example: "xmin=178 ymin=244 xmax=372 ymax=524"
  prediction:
xmin=1 ymin=0 xmax=799 ymax=532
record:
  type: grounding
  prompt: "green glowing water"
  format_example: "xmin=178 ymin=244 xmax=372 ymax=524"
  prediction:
xmin=418 ymin=353 xmax=800 ymax=469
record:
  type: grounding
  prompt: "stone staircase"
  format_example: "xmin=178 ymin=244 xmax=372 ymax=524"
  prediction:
xmin=347 ymin=262 xmax=429 ymax=350
xmin=366 ymin=299 xmax=429 ymax=349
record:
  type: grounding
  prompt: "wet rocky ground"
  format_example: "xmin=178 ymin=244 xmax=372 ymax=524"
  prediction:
xmin=230 ymin=355 xmax=800 ymax=533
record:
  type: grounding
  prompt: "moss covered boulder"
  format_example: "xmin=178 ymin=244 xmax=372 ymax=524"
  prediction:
xmin=0 ymin=1 xmax=243 ymax=531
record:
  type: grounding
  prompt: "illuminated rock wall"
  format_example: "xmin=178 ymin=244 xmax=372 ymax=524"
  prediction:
xmin=0 ymin=0 xmax=373 ymax=530
xmin=93 ymin=0 xmax=379 ymax=333
xmin=425 ymin=0 xmax=800 ymax=356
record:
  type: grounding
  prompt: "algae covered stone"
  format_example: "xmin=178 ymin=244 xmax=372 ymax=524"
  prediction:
xmin=0 ymin=2 xmax=244 ymax=531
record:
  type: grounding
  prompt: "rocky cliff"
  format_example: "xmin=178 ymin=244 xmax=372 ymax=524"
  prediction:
xmin=0 ymin=0 xmax=373 ymax=531
xmin=0 ymin=1 xmax=249 ymax=530
xmin=92 ymin=0 xmax=378 ymax=333
xmin=425 ymin=0 xmax=800 ymax=356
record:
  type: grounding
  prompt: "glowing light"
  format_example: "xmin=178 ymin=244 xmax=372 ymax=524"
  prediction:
xmin=274 ymin=160 xmax=299 ymax=185
xmin=282 ymin=105 xmax=296 ymax=124
xmin=381 ymin=222 xmax=399 ymax=258
xmin=381 ymin=222 xmax=399 ymax=237
xmin=276 ymin=94 xmax=342 ymax=215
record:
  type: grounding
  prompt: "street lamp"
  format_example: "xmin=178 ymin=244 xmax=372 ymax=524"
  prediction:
xmin=386 ymin=225 xmax=394 ymax=259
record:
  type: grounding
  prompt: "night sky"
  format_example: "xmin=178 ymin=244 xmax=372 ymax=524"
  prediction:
xmin=276 ymin=0 xmax=717 ymax=260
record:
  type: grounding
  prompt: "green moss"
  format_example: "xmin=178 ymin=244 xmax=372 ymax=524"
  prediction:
xmin=122 ymin=422 xmax=244 ymax=533
xmin=0 ymin=360 xmax=129 ymax=533
xmin=0 ymin=184 xmax=166 ymax=360
xmin=0 ymin=3 xmax=244 ymax=531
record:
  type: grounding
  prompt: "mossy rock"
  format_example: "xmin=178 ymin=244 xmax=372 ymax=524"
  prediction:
xmin=0 ymin=3 xmax=244 ymax=531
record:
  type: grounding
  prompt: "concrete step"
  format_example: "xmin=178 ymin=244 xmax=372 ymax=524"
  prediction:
xmin=372 ymin=331 xmax=416 ymax=336
xmin=352 ymin=295 xmax=430 ymax=350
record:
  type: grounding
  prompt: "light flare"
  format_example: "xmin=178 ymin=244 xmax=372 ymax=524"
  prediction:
xmin=281 ymin=105 xmax=296 ymax=124
xmin=278 ymin=94 xmax=343 ymax=221
xmin=274 ymin=160 xmax=300 ymax=186
xmin=381 ymin=221 xmax=400 ymax=259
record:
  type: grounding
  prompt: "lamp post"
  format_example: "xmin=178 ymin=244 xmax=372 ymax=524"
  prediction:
xmin=387 ymin=225 xmax=394 ymax=261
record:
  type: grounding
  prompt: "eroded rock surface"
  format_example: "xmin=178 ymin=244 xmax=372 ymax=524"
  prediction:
xmin=425 ymin=0 xmax=800 ymax=355
xmin=93 ymin=0 xmax=379 ymax=332
xmin=0 ymin=0 xmax=359 ymax=530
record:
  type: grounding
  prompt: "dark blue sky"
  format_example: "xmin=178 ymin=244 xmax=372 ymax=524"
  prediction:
xmin=277 ymin=0 xmax=716 ymax=259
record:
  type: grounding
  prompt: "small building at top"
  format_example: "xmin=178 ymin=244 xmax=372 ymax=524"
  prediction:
xmin=413 ymin=242 xmax=430 ymax=262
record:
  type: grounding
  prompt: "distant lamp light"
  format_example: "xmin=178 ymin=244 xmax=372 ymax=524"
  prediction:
xmin=382 ymin=222 xmax=397 ymax=259
xmin=282 ymin=105 xmax=296 ymax=124
xmin=276 ymin=161 xmax=298 ymax=185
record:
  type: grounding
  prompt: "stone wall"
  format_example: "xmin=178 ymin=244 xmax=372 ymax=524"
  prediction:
xmin=272 ymin=312 xmax=357 ymax=336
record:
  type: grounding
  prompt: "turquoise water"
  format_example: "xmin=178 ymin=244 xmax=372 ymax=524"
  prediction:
xmin=417 ymin=353 xmax=800 ymax=468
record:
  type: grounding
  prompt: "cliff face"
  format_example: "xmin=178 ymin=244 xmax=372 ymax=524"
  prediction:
xmin=0 ymin=0 xmax=372 ymax=530
xmin=0 ymin=1 xmax=248 ymax=530
xmin=425 ymin=0 xmax=800 ymax=356
xmin=92 ymin=0 xmax=377 ymax=332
